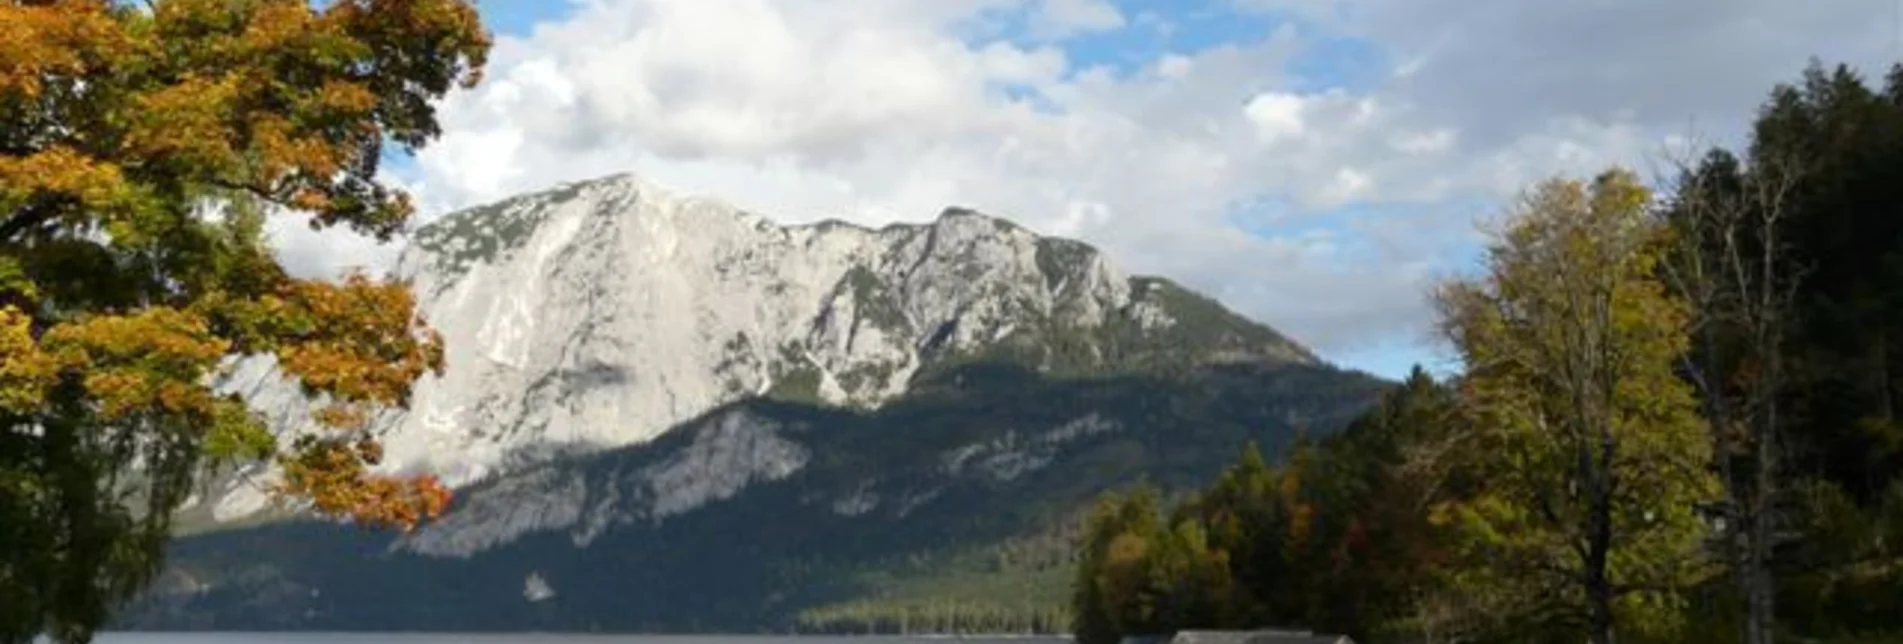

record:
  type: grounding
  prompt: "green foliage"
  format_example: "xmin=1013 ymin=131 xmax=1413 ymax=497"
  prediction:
xmin=795 ymin=533 xmax=1076 ymax=634
xmin=798 ymin=598 xmax=1074 ymax=635
xmin=927 ymin=276 xmax=1316 ymax=387
xmin=1072 ymin=372 xmax=1458 ymax=644
xmin=1073 ymin=484 xmax=1219 ymax=643
xmin=1065 ymin=59 xmax=1903 ymax=644
xmin=1431 ymin=168 xmax=1721 ymax=644
xmin=837 ymin=265 xmax=911 ymax=334
xmin=410 ymin=195 xmax=543 ymax=269
xmin=1653 ymin=61 xmax=1903 ymax=640
xmin=764 ymin=342 xmax=828 ymax=404
xmin=1034 ymin=237 xmax=1100 ymax=292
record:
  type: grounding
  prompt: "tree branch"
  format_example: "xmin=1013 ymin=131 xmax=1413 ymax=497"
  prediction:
xmin=0 ymin=198 xmax=63 ymax=244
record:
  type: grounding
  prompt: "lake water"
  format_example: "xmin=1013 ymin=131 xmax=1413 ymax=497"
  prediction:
xmin=83 ymin=636 xmax=1071 ymax=644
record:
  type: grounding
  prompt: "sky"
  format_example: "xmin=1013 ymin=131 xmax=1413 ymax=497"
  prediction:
xmin=275 ymin=0 xmax=1903 ymax=380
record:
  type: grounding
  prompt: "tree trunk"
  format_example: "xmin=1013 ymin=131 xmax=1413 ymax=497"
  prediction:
xmin=1745 ymin=562 xmax=1775 ymax=644
xmin=1744 ymin=351 xmax=1779 ymax=644
xmin=1741 ymin=237 xmax=1786 ymax=644
xmin=1878 ymin=333 xmax=1894 ymax=425
xmin=1587 ymin=564 xmax=1616 ymax=644
xmin=1587 ymin=436 xmax=1617 ymax=644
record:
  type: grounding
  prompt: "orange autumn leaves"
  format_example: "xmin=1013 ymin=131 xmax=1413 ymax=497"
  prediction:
xmin=0 ymin=1 xmax=130 ymax=101
xmin=3 ymin=0 xmax=488 ymax=241
xmin=208 ymin=272 xmax=451 ymax=530
xmin=0 ymin=272 xmax=451 ymax=530
xmin=278 ymin=434 xmax=454 ymax=532
xmin=2 ymin=0 xmax=490 ymax=533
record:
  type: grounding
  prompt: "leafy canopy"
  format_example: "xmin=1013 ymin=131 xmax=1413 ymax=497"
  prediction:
xmin=1430 ymin=169 xmax=1721 ymax=642
xmin=0 ymin=0 xmax=488 ymax=640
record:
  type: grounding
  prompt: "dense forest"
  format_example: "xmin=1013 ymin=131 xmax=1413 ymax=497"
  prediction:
xmin=1072 ymin=61 xmax=1903 ymax=644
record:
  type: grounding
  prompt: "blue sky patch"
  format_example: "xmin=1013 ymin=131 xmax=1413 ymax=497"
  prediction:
xmin=469 ymin=0 xmax=574 ymax=38
xmin=1287 ymin=34 xmax=1389 ymax=93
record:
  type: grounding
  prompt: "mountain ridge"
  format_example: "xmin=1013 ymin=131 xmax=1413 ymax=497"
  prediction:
xmin=188 ymin=170 xmax=1325 ymax=525
xmin=135 ymin=170 xmax=1388 ymax=632
xmin=131 ymin=360 xmax=1387 ymax=632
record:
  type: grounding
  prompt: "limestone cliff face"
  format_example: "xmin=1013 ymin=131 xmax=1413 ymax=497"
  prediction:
xmin=198 ymin=172 xmax=1315 ymax=521
xmin=129 ymin=173 xmax=1385 ymax=627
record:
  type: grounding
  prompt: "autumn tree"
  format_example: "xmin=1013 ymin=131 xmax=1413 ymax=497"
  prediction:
xmin=1431 ymin=168 xmax=1722 ymax=644
xmin=1312 ymin=368 xmax=1462 ymax=642
xmin=1073 ymin=485 xmax=1170 ymax=644
xmin=1172 ymin=443 xmax=1281 ymax=625
xmin=0 ymin=0 xmax=489 ymax=641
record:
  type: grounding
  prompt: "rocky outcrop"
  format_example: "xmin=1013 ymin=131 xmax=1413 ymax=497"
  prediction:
xmin=209 ymin=172 xmax=1315 ymax=522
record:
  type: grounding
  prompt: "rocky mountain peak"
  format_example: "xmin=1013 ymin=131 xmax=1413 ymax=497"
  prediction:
xmin=198 ymin=171 xmax=1317 ymax=523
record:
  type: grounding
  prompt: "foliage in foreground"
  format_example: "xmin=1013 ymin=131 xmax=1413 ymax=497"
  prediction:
xmin=0 ymin=1 xmax=489 ymax=641
xmin=1428 ymin=169 xmax=1721 ymax=644
xmin=1073 ymin=59 xmax=1903 ymax=644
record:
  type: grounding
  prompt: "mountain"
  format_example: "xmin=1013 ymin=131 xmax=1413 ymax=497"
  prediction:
xmin=128 ymin=173 xmax=1388 ymax=631
xmin=184 ymin=172 xmax=1319 ymax=523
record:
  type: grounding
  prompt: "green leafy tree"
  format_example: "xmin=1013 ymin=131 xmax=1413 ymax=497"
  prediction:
xmin=0 ymin=0 xmax=489 ymax=641
xmin=1071 ymin=375 xmax=1469 ymax=643
xmin=1313 ymin=368 xmax=1461 ymax=641
xmin=1174 ymin=444 xmax=1279 ymax=624
xmin=1430 ymin=168 xmax=1722 ymax=644
xmin=1076 ymin=484 xmax=1203 ymax=644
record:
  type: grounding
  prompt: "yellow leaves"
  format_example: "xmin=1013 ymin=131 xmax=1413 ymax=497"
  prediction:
xmin=249 ymin=114 xmax=347 ymax=195
xmin=1278 ymin=461 xmax=1304 ymax=503
xmin=204 ymin=270 xmax=444 ymax=415
xmin=265 ymin=272 xmax=445 ymax=409
xmin=1289 ymin=501 xmax=1315 ymax=548
xmin=312 ymin=403 xmax=370 ymax=431
xmin=8 ymin=0 xmax=489 ymax=241
xmin=0 ymin=0 xmax=133 ymax=100
xmin=0 ymin=306 xmax=56 ymax=415
xmin=1430 ymin=165 xmax=1724 ymax=636
xmin=314 ymin=79 xmax=377 ymax=114
xmin=39 ymin=307 xmax=230 ymax=421
xmin=2 ymin=0 xmax=489 ymax=555
xmin=0 ymin=146 xmax=132 ymax=217
xmin=323 ymin=0 xmax=491 ymax=89
xmin=239 ymin=0 xmax=317 ymax=54
xmin=1105 ymin=532 xmax=1149 ymax=568
xmin=122 ymin=74 xmax=243 ymax=171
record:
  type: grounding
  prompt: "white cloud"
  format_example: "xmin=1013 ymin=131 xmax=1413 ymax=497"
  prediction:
xmin=1390 ymin=128 xmax=1454 ymax=155
xmin=1317 ymin=167 xmax=1373 ymax=207
xmin=1238 ymin=0 xmax=1898 ymax=151
xmin=1244 ymin=92 xmax=1308 ymax=143
xmin=1032 ymin=0 xmax=1126 ymax=39
xmin=269 ymin=0 xmax=1899 ymax=376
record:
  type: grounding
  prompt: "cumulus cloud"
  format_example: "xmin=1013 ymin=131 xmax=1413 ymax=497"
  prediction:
xmin=1032 ymin=0 xmax=1127 ymax=39
xmin=1238 ymin=0 xmax=1899 ymax=150
xmin=270 ymin=0 xmax=1898 ymax=376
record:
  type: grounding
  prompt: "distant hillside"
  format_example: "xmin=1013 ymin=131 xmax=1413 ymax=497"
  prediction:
xmin=131 ymin=173 xmax=1388 ymax=632
xmin=129 ymin=360 xmax=1383 ymax=631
